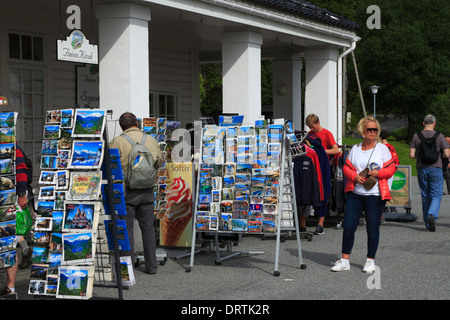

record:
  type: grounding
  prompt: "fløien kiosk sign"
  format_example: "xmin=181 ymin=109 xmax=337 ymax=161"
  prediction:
xmin=57 ymin=30 xmax=98 ymax=64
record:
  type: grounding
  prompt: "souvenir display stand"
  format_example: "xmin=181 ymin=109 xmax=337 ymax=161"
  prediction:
xmin=29 ymin=108 xmax=125 ymax=300
xmin=0 ymin=110 xmax=19 ymax=272
xmin=187 ymin=118 xmax=305 ymax=276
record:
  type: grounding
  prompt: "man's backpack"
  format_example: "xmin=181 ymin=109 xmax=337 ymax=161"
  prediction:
xmin=121 ymin=133 xmax=157 ymax=189
xmin=417 ymin=131 xmax=440 ymax=164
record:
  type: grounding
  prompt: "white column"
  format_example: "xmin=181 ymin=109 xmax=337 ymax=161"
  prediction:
xmin=272 ymin=58 xmax=302 ymax=129
xmin=96 ymin=2 xmax=151 ymax=140
xmin=221 ymin=31 xmax=263 ymax=124
xmin=304 ymin=48 xmax=339 ymax=137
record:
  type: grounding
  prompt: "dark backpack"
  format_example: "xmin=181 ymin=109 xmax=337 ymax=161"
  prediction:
xmin=417 ymin=131 xmax=440 ymax=164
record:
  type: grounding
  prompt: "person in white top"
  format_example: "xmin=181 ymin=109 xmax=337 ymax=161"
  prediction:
xmin=331 ymin=116 xmax=397 ymax=273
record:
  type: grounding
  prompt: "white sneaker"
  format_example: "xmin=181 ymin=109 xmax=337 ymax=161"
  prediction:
xmin=331 ymin=259 xmax=350 ymax=272
xmin=362 ymin=259 xmax=376 ymax=273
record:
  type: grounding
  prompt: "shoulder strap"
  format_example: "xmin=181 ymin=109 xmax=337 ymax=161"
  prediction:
xmin=140 ymin=133 xmax=147 ymax=145
xmin=433 ymin=131 xmax=440 ymax=139
xmin=121 ymin=133 xmax=136 ymax=147
xmin=417 ymin=131 xmax=425 ymax=142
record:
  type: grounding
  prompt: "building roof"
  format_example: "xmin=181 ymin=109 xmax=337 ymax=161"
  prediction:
xmin=249 ymin=0 xmax=359 ymax=31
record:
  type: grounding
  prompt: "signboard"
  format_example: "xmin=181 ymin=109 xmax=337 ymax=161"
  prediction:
xmin=387 ymin=165 xmax=411 ymax=208
xmin=159 ymin=162 xmax=194 ymax=247
xmin=57 ymin=30 xmax=98 ymax=64
xmin=76 ymin=65 xmax=99 ymax=108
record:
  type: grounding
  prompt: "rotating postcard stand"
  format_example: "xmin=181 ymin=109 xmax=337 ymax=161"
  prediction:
xmin=186 ymin=119 xmax=305 ymax=276
xmin=93 ymin=113 xmax=124 ymax=300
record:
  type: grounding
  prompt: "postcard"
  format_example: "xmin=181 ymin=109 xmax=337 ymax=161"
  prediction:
xmin=46 ymin=274 xmax=59 ymax=296
xmin=0 ymin=175 xmax=15 ymax=192
xmin=68 ymin=140 xmax=104 ymax=169
xmin=30 ymin=263 xmax=48 ymax=279
xmin=0 ymin=158 xmax=14 ymax=176
xmin=46 ymin=110 xmax=62 ymax=124
xmin=59 ymin=129 xmax=73 ymax=150
xmin=0 ymin=235 xmax=18 ymax=253
xmin=111 ymin=256 xmax=135 ymax=287
xmin=40 ymin=155 xmax=57 ymax=170
xmin=35 ymin=217 xmax=53 ymax=231
xmin=195 ymin=212 xmax=209 ymax=231
xmin=32 ymin=232 xmax=51 ymax=247
xmin=39 ymin=171 xmax=56 ymax=185
xmin=60 ymin=117 xmax=73 ymax=128
xmin=28 ymin=280 xmax=47 ymax=295
xmin=49 ymin=233 xmax=63 ymax=253
xmin=61 ymin=109 xmax=73 ymax=118
xmin=72 ymin=109 xmax=106 ymax=138
xmin=55 ymin=190 xmax=66 ymax=202
xmin=61 ymin=231 xmax=95 ymax=265
xmin=36 ymin=201 xmax=54 ymax=216
xmin=52 ymin=211 xmax=64 ymax=232
xmin=0 ymin=205 xmax=15 ymax=222
xmin=0 ymin=127 xmax=15 ymax=144
xmin=68 ymin=171 xmax=101 ymax=200
xmin=56 ymin=265 xmax=94 ymax=299
xmin=0 ymin=112 xmax=17 ymax=128
xmin=39 ymin=186 xmax=55 ymax=200
xmin=55 ymin=170 xmax=70 ymax=190
xmin=0 ymin=143 xmax=14 ymax=159
xmin=0 ymin=189 xmax=16 ymax=206
xmin=31 ymin=247 xmax=48 ymax=264
xmin=43 ymin=125 xmax=61 ymax=140
xmin=63 ymin=201 xmax=100 ymax=232
xmin=0 ymin=250 xmax=17 ymax=268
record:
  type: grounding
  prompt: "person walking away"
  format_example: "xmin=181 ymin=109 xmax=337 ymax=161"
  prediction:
xmin=443 ymin=137 xmax=450 ymax=195
xmin=110 ymin=112 xmax=163 ymax=274
xmin=331 ymin=117 xmax=397 ymax=273
xmin=409 ymin=115 xmax=449 ymax=231
xmin=305 ymin=114 xmax=339 ymax=235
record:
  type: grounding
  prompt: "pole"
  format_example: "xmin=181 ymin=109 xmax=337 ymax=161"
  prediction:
xmin=373 ymin=93 xmax=376 ymax=118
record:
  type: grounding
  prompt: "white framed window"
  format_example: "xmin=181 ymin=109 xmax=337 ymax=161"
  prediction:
xmin=149 ymin=92 xmax=177 ymax=120
xmin=8 ymin=31 xmax=46 ymax=175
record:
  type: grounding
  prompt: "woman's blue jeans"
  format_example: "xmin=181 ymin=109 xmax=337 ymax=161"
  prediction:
xmin=417 ymin=167 xmax=443 ymax=226
xmin=342 ymin=192 xmax=382 ymax=259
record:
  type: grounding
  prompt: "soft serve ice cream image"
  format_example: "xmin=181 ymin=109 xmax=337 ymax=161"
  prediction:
xmin=160 ymin=177 xmax=192 ymax=246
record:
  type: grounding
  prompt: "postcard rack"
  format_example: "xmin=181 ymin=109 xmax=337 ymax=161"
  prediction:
xmin=187 ymin=120 xmax=305 ymax=276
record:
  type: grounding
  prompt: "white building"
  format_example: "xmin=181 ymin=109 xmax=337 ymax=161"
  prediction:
xmin=0 ymin=0 xmax=359 ymax=181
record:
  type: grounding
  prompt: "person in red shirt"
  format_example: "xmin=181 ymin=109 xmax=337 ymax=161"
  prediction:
xmin=379 ymin=130 xmax=399 ymax=165
xmin=306 ymin=114 xmax=339 ymax=157
xmin=305 ymin=114 xmax=339 ymax=235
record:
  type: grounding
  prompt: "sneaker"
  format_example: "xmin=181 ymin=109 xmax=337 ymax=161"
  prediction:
xmin=0 ymin=287 xmax=18 ymax=300
xmin=331 ymin=259 xmax=350 ymax=272
xmin=362 ymin=259 xmax=376 ymax=273
xmin=427 ymin=215 xmax=436 ymax=232
xmin=313 ymin=225 xmax=324 ymax=235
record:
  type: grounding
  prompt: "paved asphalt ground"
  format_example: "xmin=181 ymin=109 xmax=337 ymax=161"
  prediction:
xmin=3 ymin=175 xmax=449 ymax=309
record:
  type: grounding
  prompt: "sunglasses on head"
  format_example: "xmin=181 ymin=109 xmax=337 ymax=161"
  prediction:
xmin=366 ymin=128 xmax=378 ymax=132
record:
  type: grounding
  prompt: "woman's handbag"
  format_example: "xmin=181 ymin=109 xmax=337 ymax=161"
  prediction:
xmin=358 ymin=143 xmax=378 ymax=190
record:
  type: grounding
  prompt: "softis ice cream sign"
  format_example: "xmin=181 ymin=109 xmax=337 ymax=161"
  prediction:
xmin=57 ymin=30 xmax=98 ymax=64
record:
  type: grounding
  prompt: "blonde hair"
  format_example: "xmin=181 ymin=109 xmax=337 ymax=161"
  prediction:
xmin=357 ymin=116 xmax=381 ymax=139
xmin=305 ymin=114 xmax=319 ymax=127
